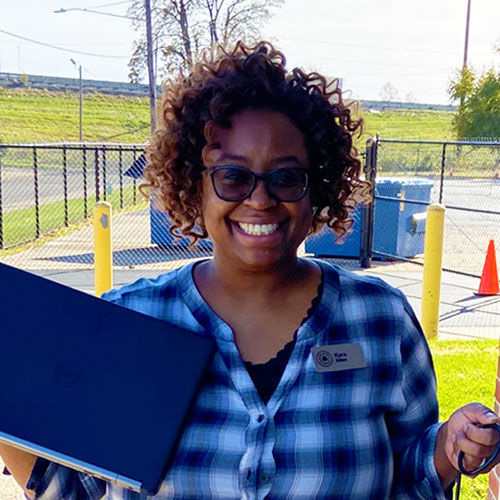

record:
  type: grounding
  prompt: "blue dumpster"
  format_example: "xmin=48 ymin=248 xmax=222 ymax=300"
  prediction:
xmin=305 ymin=177 xmax=433 ymax=258
xmin=151 ymin=204 xmax=212 ymax=248
xmin=124 ymin=154 xmax=212 ymax=248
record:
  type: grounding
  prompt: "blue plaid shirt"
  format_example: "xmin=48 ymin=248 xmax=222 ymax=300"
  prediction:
xmin=28 ymin=260 xmax=447 ymax=499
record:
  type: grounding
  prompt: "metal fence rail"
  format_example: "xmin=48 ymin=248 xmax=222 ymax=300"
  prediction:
xmin=0 ymin=144 xmax=145 ymax=249
xmin=363 ymin=138 xmax=500 ymax=279
xmin=0 ymin=142 xmax=214 ymax=293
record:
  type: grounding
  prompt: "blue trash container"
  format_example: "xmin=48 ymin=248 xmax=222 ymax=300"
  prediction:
xmin=305 ymin=205 xmax=363 ymax=258
xmin=150 ymin=203 xmax=212 ymax=249
xmin=305 ymin=177 xmax=433 ymax=258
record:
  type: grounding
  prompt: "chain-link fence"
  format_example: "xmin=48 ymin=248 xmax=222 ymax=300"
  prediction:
xmin=0 ymin=143 xmax=212 ymax=293
xmin=371 ymin=139 xmax=500 ymax=278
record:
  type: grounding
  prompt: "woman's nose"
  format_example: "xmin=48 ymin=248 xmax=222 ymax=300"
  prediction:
xmin=244 ymin=178 xmax=277 ymax=209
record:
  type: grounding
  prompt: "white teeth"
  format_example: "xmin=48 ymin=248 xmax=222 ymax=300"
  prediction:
xmin=238 ymin=222 xmax=279 ymax=235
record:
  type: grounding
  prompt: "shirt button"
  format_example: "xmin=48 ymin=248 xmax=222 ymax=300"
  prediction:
xmin=257 ymin=414 xmax=265 ymax=423
xmin=260 ymin=473 xmax=270 ymax=483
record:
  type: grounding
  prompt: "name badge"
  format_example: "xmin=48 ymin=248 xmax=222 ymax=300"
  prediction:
xmin=311 ymin=343 xmax=367 ymax=372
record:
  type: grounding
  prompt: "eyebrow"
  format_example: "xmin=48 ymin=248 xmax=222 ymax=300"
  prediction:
xmin=215 ymin=153 xmax=306 ymax=166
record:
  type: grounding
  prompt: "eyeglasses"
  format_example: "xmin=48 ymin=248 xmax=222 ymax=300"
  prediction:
xmin=205 ymin=165 xmax=309 ymax=202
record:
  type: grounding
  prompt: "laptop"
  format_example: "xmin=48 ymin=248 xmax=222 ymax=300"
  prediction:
xmin=0 ymin=262 xmax=216 ymax=497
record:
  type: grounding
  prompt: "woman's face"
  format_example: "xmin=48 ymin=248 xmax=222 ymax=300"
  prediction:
xmin=201 ymin=108 xmax=313 ymax=272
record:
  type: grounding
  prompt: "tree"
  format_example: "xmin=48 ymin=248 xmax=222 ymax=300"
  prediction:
xmin=404 ymin=92 xmax=418 ymax=104
xmin=448 ymin=67 xmax=500 ymax=139
xmin=127 ymin=0 xmax=284 ymax=83
xmin=379 ymin=82 xmax=399 ymax=102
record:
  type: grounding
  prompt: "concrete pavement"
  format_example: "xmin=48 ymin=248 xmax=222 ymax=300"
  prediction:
xmin=0 ymin=209 xmax=499 ymax=500
xmin=1 ymin=209 xmax=498 ymax=340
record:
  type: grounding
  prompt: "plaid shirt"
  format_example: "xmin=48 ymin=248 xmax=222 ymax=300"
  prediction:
xmin=28 ymin=260 xmax=447 ymax=500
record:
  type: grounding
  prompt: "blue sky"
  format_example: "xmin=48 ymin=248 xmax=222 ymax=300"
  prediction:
xmin=1 ymin=0 xmax=499 ymax=104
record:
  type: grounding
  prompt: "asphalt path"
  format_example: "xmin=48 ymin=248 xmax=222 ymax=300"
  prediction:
xmin=1 ymin=164 xmax=136 ymax=211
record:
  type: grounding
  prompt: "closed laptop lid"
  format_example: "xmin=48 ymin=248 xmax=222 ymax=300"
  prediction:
xmin=0 ymin=262 xmax=215 ymax=496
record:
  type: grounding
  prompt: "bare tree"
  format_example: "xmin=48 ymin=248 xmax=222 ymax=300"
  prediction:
xmin=404 ymin=92 xmax=418 ymax=103
xmin=379 ymin=82 xmax=399 ymax=102
xmin=128 ymin=0 xmax=284 ymax=83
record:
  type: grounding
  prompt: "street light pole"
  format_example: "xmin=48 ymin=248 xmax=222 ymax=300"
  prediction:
xmin=71 ymin=59 xmax=83 ymax=142
xmin=55 ymin=4 xmax=156 ymax=134
xmin=463 ymin=0 xmax=472 ymax=70
xmin=145 ymin=0 xmax=157 ymax=133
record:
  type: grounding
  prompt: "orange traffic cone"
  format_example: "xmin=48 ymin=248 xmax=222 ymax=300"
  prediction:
xmin=449 ymin=167 xmax=454 ymax=177
xmin=477 ymin=240 xmax=499 ymax=295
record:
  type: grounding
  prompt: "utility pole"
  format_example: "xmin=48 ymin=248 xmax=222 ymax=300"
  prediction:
xmin=145 ymin=0 xmax=157 ymax=133
xmin=71 ymin=59 xmax=83 ymax=142
xmin=463 ymin=0 xmax=472 ymax=70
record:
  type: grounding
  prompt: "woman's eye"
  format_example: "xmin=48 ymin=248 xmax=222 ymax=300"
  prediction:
xmin=272 ymin=169 xmax=301 ymax=186
xmin=221 ymin=169 xmax=248 ymax=183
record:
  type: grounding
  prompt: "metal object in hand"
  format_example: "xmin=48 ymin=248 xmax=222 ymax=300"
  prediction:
xmin=458 ymin=423 xmax=500 ymax=476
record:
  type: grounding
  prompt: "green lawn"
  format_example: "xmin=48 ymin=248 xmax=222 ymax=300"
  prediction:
xmin=0 ymin=185 xmax=144 ymax=249
xmin=430 ymin=339 xmax=498 ymax=500
xmin=0 ymin=87 xmax=150 ymax=144
xmin=361 ymin=109 xmax=455 ymax=141
xmin=0 ymin=87 xmax=457 ymax=145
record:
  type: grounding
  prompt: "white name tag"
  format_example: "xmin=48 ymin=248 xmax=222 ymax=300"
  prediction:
xmin=311 ymin=343 xmax=367 ymax=372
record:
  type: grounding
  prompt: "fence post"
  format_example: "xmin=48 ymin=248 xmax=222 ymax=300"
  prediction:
xmin=95 ymin=147 xmax=100 ymax=202
xmin=421 ymin=204 xmax=445 ymax=339
xmin=360 ymin=138 xmax=377 ymax=268
xmin=63 ymin=145 xmax=68 ymax=227
xmin=439 ymin=143 xmax=446 ymax=204
xmin=132 ymin=148 xmax=137 ymax=205
xmin=33 ymin=146 xmax=40 ymax=239
xmin=83 ymin=145 xmax=88 ymax=219
xmin=102 ymin=145 xmax=107 ymax=202
xmin=118 ymin=146 xmax=124 ymax=209
xmin=93 ymin=201 xmax=113 ymax=297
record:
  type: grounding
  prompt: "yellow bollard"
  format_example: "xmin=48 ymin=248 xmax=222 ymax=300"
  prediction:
xmin=421 ymin=204 xmax=445 ymax=339
xmin=93 ymin=202 xmax=113 ymax=297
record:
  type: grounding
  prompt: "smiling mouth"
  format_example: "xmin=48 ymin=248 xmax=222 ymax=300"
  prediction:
xmin=237 ymin=222 xmax=280 ymax=236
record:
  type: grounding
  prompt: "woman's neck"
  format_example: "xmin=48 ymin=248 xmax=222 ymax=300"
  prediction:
xmin=198 ymin=256 xmax=317 ymax=300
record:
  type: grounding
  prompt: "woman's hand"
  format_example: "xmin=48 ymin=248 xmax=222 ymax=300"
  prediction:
xmin=435 ymin=403 xmax=500 ymax=487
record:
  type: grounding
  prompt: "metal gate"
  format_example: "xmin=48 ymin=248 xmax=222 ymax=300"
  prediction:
xmin=363 ymin=138 xmax=500 ymax=279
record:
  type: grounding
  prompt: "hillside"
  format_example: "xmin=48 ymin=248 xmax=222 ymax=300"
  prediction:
xmin=0 ymin=87 xmax=456 ymax=144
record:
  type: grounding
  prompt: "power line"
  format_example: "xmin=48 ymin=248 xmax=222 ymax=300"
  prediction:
xmin=286 ymin=51 xmax=455 ymax=71
xmin=280 ymin=36 xmax=463 ymax=56
xmin=86 ymin=1 xmax=134 ymax=8
xmin=0 ymin=40 xmax=131 ymax=47
xmin=0 ymin=28 xmax=130 ymax=59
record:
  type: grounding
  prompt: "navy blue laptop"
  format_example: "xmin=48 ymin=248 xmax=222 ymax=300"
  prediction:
xmin=0 ymin=262 xmax=215 ymax=497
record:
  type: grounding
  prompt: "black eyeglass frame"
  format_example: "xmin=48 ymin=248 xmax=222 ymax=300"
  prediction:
xmin=204 ymin=165 xmax=310 ymax=202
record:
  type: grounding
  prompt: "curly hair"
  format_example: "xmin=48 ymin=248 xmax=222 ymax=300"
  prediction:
xmin=144 ymin=41 xmax=371 ymax=243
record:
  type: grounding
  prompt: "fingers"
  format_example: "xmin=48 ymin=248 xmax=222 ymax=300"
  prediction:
xmin=453 ymin=422 xmax=500 ymax=475
xmin=460 ymin=403 xmax=500 ymax=426
xmin=445 ymin=404 xmax=500 ymax=476
xmin=464 ymin=423 xmax=499 ymax=447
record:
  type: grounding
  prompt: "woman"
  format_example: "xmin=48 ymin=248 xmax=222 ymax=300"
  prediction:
xmin=1 ymin=41 xmax=499 ymax=500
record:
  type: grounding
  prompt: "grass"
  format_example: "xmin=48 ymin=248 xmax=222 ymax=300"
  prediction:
xmin=430 ymin=339 xmax=499 ymax=500
xmin=0 ymin=185 xmax=143 ymax=249
xmin=361 ymin=109 xmax=455 ymax=141
xmin=0 ymin=87 xmax=457 ymax=145
xmin=0 ymin=87 xmax=150 ymax=144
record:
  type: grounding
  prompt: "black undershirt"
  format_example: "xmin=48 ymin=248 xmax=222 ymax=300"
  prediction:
xmin=244 ymin=279 xmax=323 ymax=404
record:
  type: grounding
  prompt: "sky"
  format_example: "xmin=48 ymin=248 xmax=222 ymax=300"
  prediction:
xmin=0 ymin=0 xmax=499 ymax=104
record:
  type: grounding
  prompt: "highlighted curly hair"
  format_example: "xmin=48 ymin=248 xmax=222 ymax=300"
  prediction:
xmin=144 ymin=41 xmax=370 ymax=243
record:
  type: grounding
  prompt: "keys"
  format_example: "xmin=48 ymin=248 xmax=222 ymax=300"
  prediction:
xmin=455 ymin=423 xmax=500 ymax=500
xmin=458 ymin=423 xmax=500 ymax=476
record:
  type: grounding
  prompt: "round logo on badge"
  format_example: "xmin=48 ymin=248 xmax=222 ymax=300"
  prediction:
xmin=316 ymin=350 xmax=333 ymax=367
